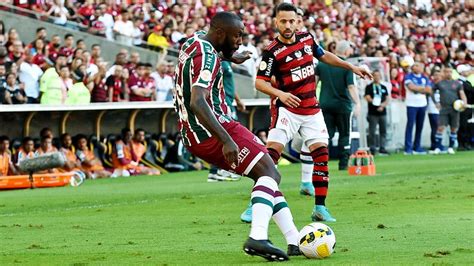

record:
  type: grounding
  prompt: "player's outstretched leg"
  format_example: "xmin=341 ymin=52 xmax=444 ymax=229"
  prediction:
xmin=273 ymin=190 xmax=301 ymax=256
xmin=310 ymin=146 xmax=336 ymax=222
xmin=243 ymin=155 xmax=290 ymax=261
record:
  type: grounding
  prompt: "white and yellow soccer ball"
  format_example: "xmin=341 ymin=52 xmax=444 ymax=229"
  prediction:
xmin=298 ymin=222 xmax=336 ymax=259
xmin=453 ymin=99 xmax=466 ymax=112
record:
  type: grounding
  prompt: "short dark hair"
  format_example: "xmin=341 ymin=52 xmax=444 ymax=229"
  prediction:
xmin=76 ymin=39 xmax=84 ymax=45
xmin=274 ymin=2 xmax=297 ymax=17
xmin=40 ymin=127 xmax=52 ymax=138
xmin=36 ymin=27 xmax=46 ymax=33
xmin=210 ymin=12 xmax=242 ymax=31
xmin=121 ymin=128 xmax=131 ymax=136
xmin=92 ymin=44 xmax=100 ymax=49
xmin=65 ymin=33 xmax=74 ymax=39
xmin=135 ymin=128 xmax=145 ymax=135
xmin=22 ymin=137 xmax=33 ymax=145
xmin=0 ymin=135 xmax=9 ymax=143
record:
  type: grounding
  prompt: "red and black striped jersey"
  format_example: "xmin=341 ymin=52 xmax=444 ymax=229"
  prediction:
xmin=257 ymin=32 xmax=325 ymax=115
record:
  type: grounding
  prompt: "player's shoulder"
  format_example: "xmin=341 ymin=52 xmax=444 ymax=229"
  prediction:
xmin=296 ymin=31 xmax=314 ymax=42
xmin=263 ymin=39 xmax=279 ymax=52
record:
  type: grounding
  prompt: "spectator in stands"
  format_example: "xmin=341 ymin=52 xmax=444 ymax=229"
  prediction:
xmin=404 ymin=62 xmax=432 ymax=155
xmin=60 ymin=34 xmax=75 ymax=62
xmin=364 ymin=70 xmax=390 ymax=155
xmin=164 ymin=133 xmax=203 ymax=172
xmin=9 ymin=40 xmax=24 ymax=64
xmin=46 ymin=0 xmax=70 ymax=26
xmin=0 ymin=64 xmax=12 ymax=104
xmin=147 ymin=24 xmax=169 ymax=51
xmin=87 ymin=6 xmax=106 ymax=37
xmin=125 ymin=52 xmax=140 ymax=74
xmin=98 ymin=3 xmax=115 ymax=41
xmin=129 ymin=63 xmax=154 ymax=101
xmin=0 ymin=135 xmax=17 ymax=176
xmin=47 ymin=34 xmax=61 ymax=63
xmin=114 ymin=10 xmax=134 ymax=46
xmin=18 ymin=48 xmax=43 ymax=103
xmin=30 ymin=38 xmax=49 ymax=70
xmin=5 ymin=73 xmax=26 ymax=104
xmin=90 ymin=44 xmax=101 ymax=63
xmin=151 ymin=61 xmax=173 ymax=102
xmin=59 ymin=133 xmax=81 ymax=172
xmin=15 ymin=137 xmax=35 ymax=173
xmin=75 ymin=134 xmax=111 ymax=179
xmin=105 ymin=52 xmax=127 ymax=78
xmin=0 ymin=20 xmax=5 ymax=45
xmin=91 ymin=61 xmax=107 ymax=102
xmin=106 ymin=64 xmax=128 ymax=102
xmin=132 ymin=18 xmax=145 ymax=47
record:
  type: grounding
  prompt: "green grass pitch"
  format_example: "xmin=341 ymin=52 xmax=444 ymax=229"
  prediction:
xmin=1 ymin=152 xmax=473 ymax=265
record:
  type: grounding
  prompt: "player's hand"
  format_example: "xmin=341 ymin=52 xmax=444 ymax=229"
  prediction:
xmin=279 ymin=92 xmax=301 ymax=108
xmin=353 ymin=103 xmax=361 ymax=117
xmin=353 ymin=66 xmax=373 ymax=80
xmin=377 ymin=106 xmax=384 ymax=112
xmin=222 ymin=139 xmax=239 ymax=166
xmin=231 ymin=51 xmax=252 ymax=64
xmin=236 ymin=100 xmax=246 ymax=112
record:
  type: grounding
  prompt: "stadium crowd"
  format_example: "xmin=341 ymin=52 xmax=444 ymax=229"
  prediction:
xmin=1 ymin=0 xmax=472 ymax=103
xmin=0 ymin=1 xmax=473 ymax=166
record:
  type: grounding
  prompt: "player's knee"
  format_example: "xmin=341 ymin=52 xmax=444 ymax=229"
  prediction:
xmin=267 ymin=148 xmax=281 ymax=164
xmin=307 ymin=138 xmax=328 ymax=151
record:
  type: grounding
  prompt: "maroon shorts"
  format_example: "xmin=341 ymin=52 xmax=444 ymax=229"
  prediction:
xmin=187 ymin=120 xmax=267 ymax=176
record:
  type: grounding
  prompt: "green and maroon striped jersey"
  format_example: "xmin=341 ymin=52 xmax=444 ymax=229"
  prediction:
xmin=174 ymin=31 xmax=232 ymax=146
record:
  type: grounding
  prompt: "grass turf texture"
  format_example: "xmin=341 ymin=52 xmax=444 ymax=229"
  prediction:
xmin=1 ymin=152 xmax=473 ymax=265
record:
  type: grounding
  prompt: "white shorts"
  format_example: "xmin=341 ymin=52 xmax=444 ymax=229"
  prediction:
xmin=268 ymin=107 xmax=329 ymax=147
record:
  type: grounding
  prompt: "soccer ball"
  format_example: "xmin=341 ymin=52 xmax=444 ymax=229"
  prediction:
xmin=298 ymin=222 xmax=336 ymax=259
xmin=453 ymin=99 xmax=465 ymax=112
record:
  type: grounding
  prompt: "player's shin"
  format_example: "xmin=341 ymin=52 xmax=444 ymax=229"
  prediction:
xmin=272 ymin=191 xmax=299 ymax=246
xmin=300 ymin=152 xmax=313 ymax=183
xmin=249 ymin=176 xmax=277 ymax=240
xmin=311 ymin=146 xmax=329 ymax=206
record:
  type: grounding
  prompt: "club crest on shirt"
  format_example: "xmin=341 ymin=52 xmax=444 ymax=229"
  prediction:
xmin=304 ymin=45 xmax=312 ymax=55
xmin=295 ymin=51 xmax=303 ymax=59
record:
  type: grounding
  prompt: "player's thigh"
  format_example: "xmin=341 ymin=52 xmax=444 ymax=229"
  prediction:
xmin=188 ymin=121 xmax=267 ymax=176
xmin=438 ymin=112 xmax=449 ymax=127
xmin=268 ymin=107 xmax=302 ymax=146
xmin=300 ymin=112 xmax=329 ymax=147
xmin=449 ymin=110 xmax=460 ymax=130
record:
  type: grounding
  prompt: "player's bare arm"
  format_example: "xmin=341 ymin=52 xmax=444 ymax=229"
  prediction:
xmin=348 ymin=84 xmax=361 ymax=117
xmin=319 ymin=52 xmax=373 ymax=80
xmin=189 ymin=86 xmax=239 ymax=166
xmin=255 ymin=79 xmax=301 ymax=108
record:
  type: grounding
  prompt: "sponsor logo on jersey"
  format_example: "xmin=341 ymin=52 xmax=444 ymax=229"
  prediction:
xmin=295 ymin=51 xmax=303 ymax=59
xmin=231 ymin=147 xmax=251 ymax=169
xmin=264 ymin=58 xmax=274 ymax=76
xmin=290 ymin=65 xmax=315 ymax=82
xmin=259 ymin=61 xmax=267 ymax=71
xmin=300 ymin=34 xmax=312 ymax=42
xmin=273 ymin=46 xmax=287 ymax=56
xmin=304 ymin=45 xmax=312 ymax=55
xmin=285 ymin=56 xmax=293 ymax=62
xmin=200 ymin=69 xmax=212 ymax=82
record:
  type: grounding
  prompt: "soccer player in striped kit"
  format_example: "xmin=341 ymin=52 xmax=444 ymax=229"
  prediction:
xmin=174 ymin=12 xmax=301 ymax=261
xmin=250 ymin=3 xmax=372 ymax=222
